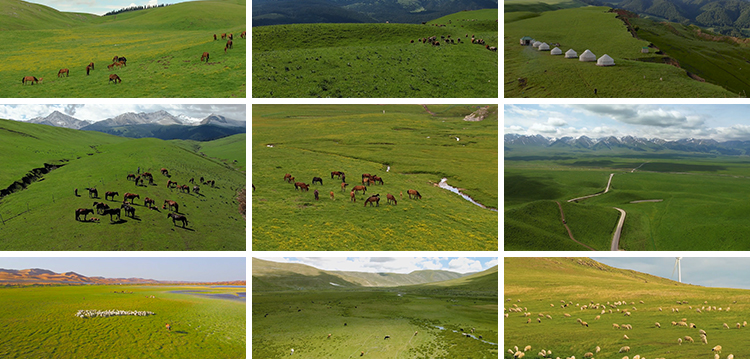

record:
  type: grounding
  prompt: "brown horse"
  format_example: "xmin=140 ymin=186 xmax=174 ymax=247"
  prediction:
xmin=362 ymin=173 xmax=371 ymax=180
xmin=240 ymin=31 xmax=246 ymax=39
xmin=201 ymin=52 xmax=210 ymax=62
xmin=352 ymin=185 xmax=367 ymax=195
xmin=168 ymin=213 xmax=188 ymax=227
xmin=58 ymin=68 xmax=69 ymax=77
xmin=142 ymin=172 xmax=152 ymax=179
xmin=284 ymin=173 xmax=292 ymax=182
xmin=109 ymin=74 xmax=121 ymax=84
xmin=229 ymin=33 xmax=233 ymax=40
xmin=164 ymin=200 xmax=179 ymax=212
xmin=21 ymin=76 xmax=39 ymax=85
xmin=167 ymin=180 xmax=177 ymax=188
xmin=88 ymin=62 xmax=94 ymax=70
xmin=105 ymin=191 xmax=119 ymax=201
xmin=123 ymin=193 xmax=139 ymax=204
xmin=341 ymin=182 xmax=349 ymax=192
xmin=144 ymin=197 xmax=155 ymax=209
xmin=330 ymin=191 xmax=335 ymax=200
xmin=213 ymin=34 xmax=217 ymax=40
xmin=86 ymin=64 xmax=92 ymax=75
xmin=372 ymin=176 xmax=384 ymax=185
xmin=113 ymin=55 xmax=119 ymax=63
xmin=364 ymin=194 xmax=380 ymax=207
xmin=127 ymin=174 xmax=136 ymax=180
xmin=121 ymin=203 xmax=136 ymax=218
xmin=75 ymin=208 xmax=94 ymax=221
xmin=107 ymin=63 xmax=116 ymax=70
xmin=350 ymin=190 xmax=356 ymax=202
xmin=86 ymin=187 xmax=98 ymax=198
xmin=221 ymin=33 xmax=227 ymax=39
xmin=226 ymin=40 xmax=233 ymax=49
xmin=161 ymin=168 xmax=169 ymax=176
xmin=386 ymin=193 xmax=397 ymax=205
xmin=407 ymin=189 xmax=422 ymax=199
xmin=295 ymin=182 xmax=310 ymax=191
xmin=102 ymin=208 xmax=121 ymax=222
xmin=179 ymin=185 xmax=190 ymax=193
xmin=331 ymin=171 xmax=344 ymax=179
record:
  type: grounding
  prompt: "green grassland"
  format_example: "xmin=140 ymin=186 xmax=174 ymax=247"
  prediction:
xmin=505 ymin=152 xmax=750 ymax=250
xmin=0 ymin=284 xmax=245 ymax=358
xmin=504 ymin=6 xmax=737 ymax=97
xmin=252 ymin=104 xmax=498 ymax=251
xmin=0 ymin=0 xmax=245 ymax=98
xmin=505 ymin=257 xmax=750 ymax=359
xmin=0 ymin=120 xmax=245 ymax=251
xmin=252 ymin=9 xmax=497 ymax=98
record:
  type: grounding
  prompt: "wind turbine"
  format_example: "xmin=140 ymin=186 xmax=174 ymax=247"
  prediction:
xmin=671 ymin=257 xmax=683 ymax=283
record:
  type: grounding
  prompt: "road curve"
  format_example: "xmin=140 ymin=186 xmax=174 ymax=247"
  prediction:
xmin=567 ymin=173 xmax=615 ymax=203
xmin=555 ymin=201 xmax=597 ymax=251
xmin=611 ymin=207 xmax=626 ymax=251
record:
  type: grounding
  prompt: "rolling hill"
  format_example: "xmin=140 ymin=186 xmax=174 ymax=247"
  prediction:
xmin=0 ymin=268 xmax=246 ymax=285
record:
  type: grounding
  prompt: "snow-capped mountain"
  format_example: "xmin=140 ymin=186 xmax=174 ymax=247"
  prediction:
xmin=199 ymin=114 xmax=245 ymax=128
xmin=505 ymin=134 xmax=749 ymax=155
xmin=28 ymin=111 xmax=91 ymax=130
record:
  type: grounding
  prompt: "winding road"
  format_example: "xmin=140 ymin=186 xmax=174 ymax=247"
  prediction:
xmin=567 ymin=173 xmax=614 ymax=203
xmin=610 ymin=207 xmax=626 ymax=251
xmin=561 ymin=173 xmax=625 ymax=251
xmin=555 ymin=201 xmax=597 ymax=251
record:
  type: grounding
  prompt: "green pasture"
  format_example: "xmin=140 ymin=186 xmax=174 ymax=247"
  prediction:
xmin=252 ymin=10 xmax=498 ymax=98
xmin=253 ymin=289 xmax=497 ymax=358
xmin=505 ymin=153 xmax=750 ymax=250
xmin=252 ymin=104 xmax=498 ymax=251
xmin=0 ymin=0 xmax=246 ymax=98
xmin=0 ymin=284 xmax=245 ymax=358
xmin=176 ymin=134 xmax=247 ymax=172
xmin=505 ymin=257 xmax=750 ymax=359
xmin=0 ymin=120 xmax=245 ymax=251
xmin=504 ymin=6 xmax=737 ymax=97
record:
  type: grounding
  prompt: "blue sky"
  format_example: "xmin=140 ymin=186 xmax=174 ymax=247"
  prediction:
xmin=0 ymin=257 xmax=245 ymax=281
xmin=0 ymin=104 xmax=246 ymax=123
xmin=26 ymin=0 xmax=192 ymax=16
xmin=256 ymin=257 xmax=498 ymax=274
xmin=505 ymin=104 xmax=750 ymax=141
xmin=593 ymin=257 xmax=750 ymax=290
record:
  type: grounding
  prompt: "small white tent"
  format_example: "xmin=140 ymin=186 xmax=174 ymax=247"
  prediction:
xmin=538 ymin=42 xmax=550 ymax=51
xmin=532 ymin=41 xmax=542 ymax=48
xmin=597 ymin=54 xmax=615 ymax=66
xmin=550 ymin=47 xmax=563 ymax=55
xmin=564 ymin=49 xmax=577 ymax=58
xmin=579 ymin=49 xmax=596 ymax=62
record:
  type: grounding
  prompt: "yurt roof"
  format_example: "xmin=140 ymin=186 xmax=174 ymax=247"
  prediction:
xmin=551 ymin=47 xmax=563 ymax=55
xmin=538 ymin=42 xmax=550 ymax=50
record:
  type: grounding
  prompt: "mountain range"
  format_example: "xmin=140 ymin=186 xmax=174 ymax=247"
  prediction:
xmin=504 ymin=133 xmax=750 ymax=155
xmin=0 ymin=268 xmax=245 ymax=286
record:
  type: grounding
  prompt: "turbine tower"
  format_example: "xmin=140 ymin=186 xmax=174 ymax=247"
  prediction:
xmin=672 ymin=257 xmax=683 ymax=283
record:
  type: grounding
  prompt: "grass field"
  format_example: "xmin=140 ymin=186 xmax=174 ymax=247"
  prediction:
xmin=505 ymin=152 xmax=750 ymax=250
xmin=0 ymin=0 xmax=246 ymax=98
xmin=504 ymin=6 xmax=738 ymax=97
xmin=252 ymin=9 xmax=497 ymax=98
xmin=505 ymin=257 xmax=750 ymax=359
xmin=252 ymin=104 xmax=498 ymax=251
xmin=0 ymin=284 xmax=245 ymax=358
xmin=0 ymin=120 xmax=246 ymax=251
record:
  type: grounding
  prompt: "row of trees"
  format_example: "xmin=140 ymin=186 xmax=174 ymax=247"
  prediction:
xmin=104 ymin=3 xmax=171 ymax=17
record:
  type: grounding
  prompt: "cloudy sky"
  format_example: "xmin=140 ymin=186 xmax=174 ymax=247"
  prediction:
xmin=256 ymin=257 xmax=498 ymax=274
xmin=0 ymin=257 xmax=245 ymax=282
xmin=0 ymin=104 xmax=246 ymax=123
xmin=505 ymin=104 xmax=750 ymax=141
xmin=593 ymin=257 xmax=750 ymax=290
xmin=26 ymin=0 xmax=192 ymax=16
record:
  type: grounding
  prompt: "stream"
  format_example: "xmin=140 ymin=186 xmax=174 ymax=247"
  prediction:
xmin=434 ymin=325 xmax=497 ymax=346
xmin=437 ymin=178 xmax=497 ymax=212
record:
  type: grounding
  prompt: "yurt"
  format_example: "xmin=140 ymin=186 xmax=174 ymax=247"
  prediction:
xmin=532 ymin=41 xmax=541 ymax=48
xmin=579 ymin=49 xmax=596 ymax=62
xmin=550 ymin=47 xmax=563 ymax=55
xmin=596 ymin=54 xmax=615 ymax=66
xmin=520 ymin=36 xmax=533 ymax=45
xmin=538 ymin=42 xmax=550 ymax=51
xmin=641 ymin=47 xmax=649 ymax=53
xmin=564 ymin=49 xmax=577 ymax=58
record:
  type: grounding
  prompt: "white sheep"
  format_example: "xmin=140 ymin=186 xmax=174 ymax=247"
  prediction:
xmin=684 ymin=336 xmax=694 ymax=343
xmin=712 ymin=345 xmax=722 ymax=353
xmin=724 ymin=323 xmax=730 ymax=329
xmin=678 ymin=337 xmax=682 ymax=345
xmin=655 ymin=322 xmax=661 ymax=328
xmin=623 ymin=334 xmax=629 ymax=340
xmin=619 ymin=346 xmax=630 ymax=353
xmin=525 ymin=345 xmax=532 ymax=352
xmin=595 ymin=346 xmax=600 ymax=353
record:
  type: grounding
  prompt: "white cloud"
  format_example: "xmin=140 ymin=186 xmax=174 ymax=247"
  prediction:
xmin=256 ymin=257 xmax=492 ymax=274
xmin=547 ymin=117 xmax=567 ymax=127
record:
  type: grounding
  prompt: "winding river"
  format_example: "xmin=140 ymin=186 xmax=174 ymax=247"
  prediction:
xmin=437 ymin=178 xmax=497 ymax=212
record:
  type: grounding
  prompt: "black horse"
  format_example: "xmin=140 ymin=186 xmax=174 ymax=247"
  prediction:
xmin=86 ymin=187 xmax=98 ymax=198
xmin=121 ymin=203 xmax=136 ymax=218
xmin=75 ymin=208 xmax=94 ymax=221
xmin=102 ymin=208 xmax=121 ymax=222
xmin=312 ymin=177 xmax=323 ymax=185
xmin=168 ymin=213 xmax=188 ymax=227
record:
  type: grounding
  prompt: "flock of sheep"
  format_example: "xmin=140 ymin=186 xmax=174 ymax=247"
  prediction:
xmin=505 ymin=297 xmax=743 ymax=359
xmin=75 ymin=309 xmax=155 ymax=318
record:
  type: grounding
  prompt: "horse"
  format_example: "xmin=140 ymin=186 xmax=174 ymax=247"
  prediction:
xmin=362 ymin=177 xmax=374 ymax=186
xmin=134 ymin=175 xmax=141 ymax=186
xmin=21 ymin=76 xmax=39 ymax=85
xmin=372 ymin=176 xmax=384 ymax=185
xmin=213 ymin=34 xmax=217 ymax=40
xmin=386 ymin=193 xmax=397 ymax=205
xmin=127 ymin=174 xmax=136 ymax=180
xmin=168 ymin=213 xmax=188 ymax=227
xmin=295 ymin=182 xmax=309 ymax=192
xmin=102 ymin=208 xmax=121 ymax=222
xmin=229 ymin=33 xmax=233 ymax=40
xmin=75 ymin=208 xmax=94 ymax=221
xmin=312 ymin=177 xmax=323 ymax=185
xmin=94 ymin=201 xmax=110 ymax=214
xmin=58 ymin=68 xmax=69 ymax=77
xmin=352 ymin=185 xmax=367 ymax=195
xmin=144 ymin=197 xmax=155 ymax=209
xmin=179 ymin=185 xmax=190 ymax=193
xmin=167 ymin=180 xmax=177 ymax=189
xmin=362 ymin=173 xmax=371 ymax=181
xmin=88 ymin=62 xmax=94 ymax=70
xmin=226 ymin=40 xmax=233 ymax=50
xmin=164 ymin=200 xmax=179 ymax=212
xmin=341 ymin=182 xmax=349 ymax=192
xmin=221 ymin=33 xmax=227 ymax=39
xmin=201 ymin=52 xmax=210 ymax=63
xmin=161 ymin=168 xmax=169 ymax=176
xmin=121 ymin=203 xmax=136 ymax=218
xmin=123 ymin=192 xmax=139 ymax=204
xmin=193 ymin=185 xmax=200 ymax=194
xmin=189 ymin=177 xmax=194 ymax=184
xmin=240 ymin=31 xmax=246 ymax=39
xmin=331 ymin=171 xmax=344 ymax=179
xmin=200 ymin=176 xmax=205 ymax=183
xmin=86 ymin=187 xmax=98 ymax=198
xmin=364 ymin=194 xmax=380 ymax=207
xmin=330 ymin=191 xmax=334 ymax=200
xmin=109 ymin=74 xmax=121 ymax=84
xmin=350 ymin=190 xmax=356 ymax=202
xmin=407 ymin=189 xmax=422 ymax=199
xmin=86 ymin=64 xmax=92 ymax=75
xmin=113 ymin=55 xmax=119 ymax=63
xmin=314 ymin=189 xmax=319 ymax=200
xmin=117 ymin=57 xmax=127 ymax=65
xmin=207 ymin=180 xmax=215 ymax=187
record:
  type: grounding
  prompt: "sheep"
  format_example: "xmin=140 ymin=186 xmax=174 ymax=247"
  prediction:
xmin=613 ymin=324 xmax=620 ymax=329
xmin=633 ymin=355 xmax=640 ymax=359
xmin=724 ymin=323 xmax=730 ymax=329
xmin=525 ymin=345 xmax=532 ymax=352
xmin=744 ymin=321 xmax=747 ymax=327
xmin=580 ymin=321 xmax=588 ymax=327
xmin=538 ymin=318 xmax=542 ymax=323
xmin=728 ymin=354 xmax=734 ymax=359
xmin=678 ymin=338 xmax=682 ymax=345
xmin=564 ymin=313 xmax=571 ymax=317
xmin=690 ymin=323 xmax=697 ymax=328
xmin=658 ymin=307 xmax=662 ymax=311
xmin=684 ymin=335 xmax=694 ymax=343
xmin=712 ymin=345 xmax=722 ymax=353
xmin=619 ymin=346 xmax=630 ymax=353
xmin=584 ymin=353 xmax=593 ymax=358
xmin=594 ymin=346 xmax=600 ymax=354
xmin=546 ymin=315 xmax=553 ymax=320
xmin=736 ymin=323 xmax=741 ymax=329
xmin=527 ymin=318 xmax=532 ymax=324
xmin=595 ymin=315 xmax=601 ymax=320
xmin=655 ymin=322 xmax=661 ymax=328
xmin=515 ymin=351 xmax=525 ymax=358
xmin=715 ymin=355 xmax=720 ymax=359
xmin=623 ymin=334 xmax=629 ymax=340
xmin=699 ymin=329 xmax=707 ymax=336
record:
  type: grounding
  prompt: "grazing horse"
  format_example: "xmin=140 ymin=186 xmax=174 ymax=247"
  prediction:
xmin=240 ymin=31 xmax=246 ymax=39
xmin=144 ymin=197 xmax=155 ymax=209
xmin=94 ymin=201 xmax=110 ymax=214
xmin=200 ymin=176 xmax=205 ymax=183
xmin=331 ymin=171 xmax=344 ymax=179
xmin=161 ymin=168 xmax=169 ymax=176
xmin=58 ymin=68 xmax=69 ymax=77
xmin=127 ymin=174 xmax=136 ymax=180
xmin=109 ymin=74 xmax=121 ymax=84
xmin=75 ymin=208 xmax=94 ymax=221
xmin=386 ymin=193 xmax=397 ymax=205
xmin=314 ymin=189 xmax=319 ymax=200
xmin=341 ymin=182 xmax=349 ymax=192
xmin=86 ymin=187 xmax=98 ymax=198
xmin=352 ymin=185 xmax=367 ymax=195
xmin=213 ymin=34 xmax=217 ymax=40
xmin=362 ymin=177 xmax=375 ymax=186
xmin=362 ymin=173 xmax=371 ymax=181
xmin=193 ymin=185 xmax=200 ymax=194
xmin=312 ymin=177 xmax=323 ymax=185
xmin=295 ymin=182 xmax=310 ymax=191
xmin=189 ymin=177 xmax=194 ymax=184
xmin=164 ymin=200 xmax=179 ymax=212
xmin=364 ymin=194 xmax=380 ymax=207
xmin=102 ymin=208 xmax=121 ymax=222
xmin=330 ymin=191 xmax=334 ymax=200
xmin=121 ymin=203 xmax=136 ymax=218
xmin=167 ymin=180 xmax=177 ymax=189
xmin=221 ymin=33 xmax=227 ymax=39
xmin=179 ymin=185 xmax=190 ymax=193
xmin=407 ymin=189 xmax=422 ymax=199
xmin=229 ymin=33 xmax=233 ymax=40
xmin=168 ymin=213 xmax=189 ymax=227
xmin=134 ymin=175 xmax=141 ymax=186
xmin=22 ymin=76 xmax=39 ymax=85
xmin=350 ymin=190 xmax=356 ymax=202
xmin=123 ymin=193 xmax=139 ymax=204
xmin=226 ymin=40 xmax=233 ymax=49
xmin=372 ymin=176 xmax=384 ymax=185
xmin=284 ymin=173 xmax=292 ymax=182
xmin=88 ymin=62 xmax=94 ymax=70
xmin=201 ymin=52 xmax=210 ymax=63
xmin=142 ymin=172 xmax=152 ymax=179
xmin=86 ymin=64 xmax=92 ymax=75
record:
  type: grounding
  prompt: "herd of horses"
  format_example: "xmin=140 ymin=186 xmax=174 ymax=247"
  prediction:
xmin=20 ymin=30 xmax=244 ymax=86
xmin=73 ymin=167 xmax=217 ymax=228
xmin=281 ymin=171 xmax=422 ymax=207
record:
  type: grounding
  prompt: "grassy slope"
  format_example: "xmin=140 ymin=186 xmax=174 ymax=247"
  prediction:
xmin=504 ymin=6 xmax=737 ymax=97
xmin=0 ymin=0 xmax=98 ymax=30
xmin=0 ymin=0 xmax=246 ymax=98
xmin=176 ymin=133 xmax=247 ymax=172
xmin=505 ymin=257 xmax=750 ymax=358
xmin=0 ymin=285 xmax=245 ymax=358
xmin=252 ymin=104 xmax=498 ymax=251
xmin=0 ymin=123 xmax=245 ymax=250
xmin=252 ymin=10 xmax=497 ymax=98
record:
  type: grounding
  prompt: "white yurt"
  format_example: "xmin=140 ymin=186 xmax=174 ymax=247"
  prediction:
xmin=532 ymin=41 xmax=542 ymax=48
xmin=596 ymin=54 xmax=615 ymax=66
xmin=579 ymin=49 xmax=596 ymax=62
xmin=538 ymin=42 xmax=550 ymax=51
xmin=565 ymin=49 xmax=577 ymax=58
xmin=550 ymin=47 xmax=563 ymax=55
